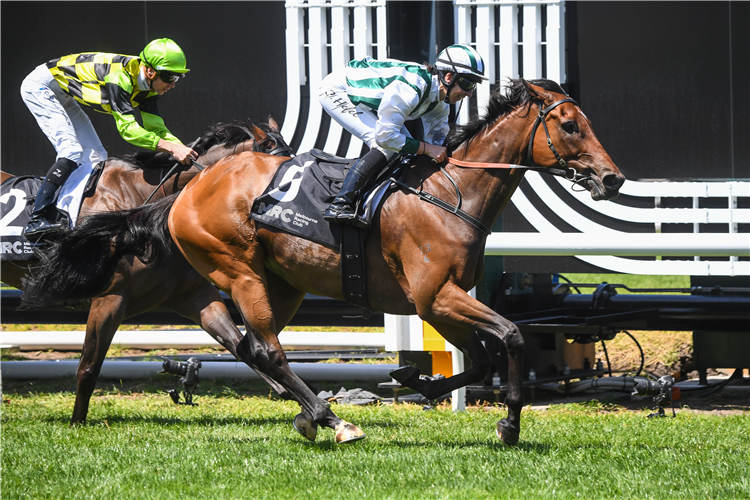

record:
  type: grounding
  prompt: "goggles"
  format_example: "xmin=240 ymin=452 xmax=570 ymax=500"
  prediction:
xmin=455 ymin=75 xmax=478 ymax=92
xmin=158 ymin=71 xmax=182 ymax=83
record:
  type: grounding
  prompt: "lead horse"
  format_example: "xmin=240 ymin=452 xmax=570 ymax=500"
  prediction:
xmin=24 ymin=80 xmax=624 ymax=444
xmin=5 ymin=118 xmax=294 ymax=424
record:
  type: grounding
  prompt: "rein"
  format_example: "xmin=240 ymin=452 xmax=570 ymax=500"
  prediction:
xmin=140 ymin=128 xmax=294 ymax=207
xmin=397 ymin=96 xmax=588 ymax=236
xmin=142 ymin=158 xmax=206 ymax=206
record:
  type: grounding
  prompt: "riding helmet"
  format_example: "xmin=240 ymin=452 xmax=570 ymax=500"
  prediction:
xmin=140 ymin=38 xmax=190 ymax=74
xmin=435 ymin=44 xmax=488 ymax=82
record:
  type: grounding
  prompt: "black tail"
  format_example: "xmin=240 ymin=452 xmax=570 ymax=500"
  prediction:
xmin=21 ymin=194 xmax=177 ymax=307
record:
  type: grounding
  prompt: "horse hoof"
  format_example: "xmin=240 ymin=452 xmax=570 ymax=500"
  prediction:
xmin=293 ymin=413 xmax=318 ymax=441
xmin=496 ymin=418 xmax=520 ymax=447
xmin=389 ymin=365 xmax=420 ymax=386
xmin=335 ymin=421 xmax=366 ymax=444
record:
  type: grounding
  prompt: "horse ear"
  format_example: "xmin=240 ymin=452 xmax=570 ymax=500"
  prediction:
xmin=252 ymin=124 xmax=268 ymax=142
xmin=267 ymin=116 xmax=279 ymax=133
xmin=522 ymin=79 xmax=554 ymax=106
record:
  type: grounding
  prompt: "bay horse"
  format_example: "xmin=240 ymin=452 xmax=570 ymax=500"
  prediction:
xmin=23 ymin=79 xmax=625 ymax=444
xmin=4 ymin=118 xmax=294 ymax=424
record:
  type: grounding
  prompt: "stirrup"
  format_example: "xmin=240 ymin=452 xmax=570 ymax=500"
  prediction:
xmin=24 ymin=218 xmax=64 ymax=240
xmin=323 ymin=203 xmax=357 ymax=224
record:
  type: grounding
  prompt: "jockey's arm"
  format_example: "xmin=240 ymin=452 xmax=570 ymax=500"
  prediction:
xmin=106 ymin=72 xmax=197 ymax=164
xmin=375 ymin=79 xmax=447 ymax=162
xmin=374 ymin=81 xmax=423 ymax=156
xmin=418 ymin=105 xmax=451 ymax=162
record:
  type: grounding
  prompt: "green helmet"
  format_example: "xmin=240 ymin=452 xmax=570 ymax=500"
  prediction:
xmin=140 ymin=38 xmax=189 ymax=74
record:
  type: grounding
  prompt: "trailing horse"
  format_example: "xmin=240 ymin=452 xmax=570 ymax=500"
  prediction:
xmin=5 ymin=118 xmax=295 ymax=424
xmin=24 ymin=80 xmax=625 ymax=444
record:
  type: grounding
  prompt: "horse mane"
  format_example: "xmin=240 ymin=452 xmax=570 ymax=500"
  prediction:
xmin=113 ymin=121 xmax=260 ymax=170
xmin=446 ymin=78 xmax=567 ymax=153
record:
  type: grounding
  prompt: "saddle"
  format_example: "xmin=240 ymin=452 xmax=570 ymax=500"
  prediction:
xmin=250 ymin=149 xmax=400 ymax=250
xmin=250 ymin=149 xmax=405 ymax=315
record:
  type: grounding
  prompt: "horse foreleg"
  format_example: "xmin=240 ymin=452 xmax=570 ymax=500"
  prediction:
xmin=72 ymin=295 xmax=126 ymax=425
xmin=390 ymin=324 xmax=490 ymax=400
xmin=263 ymin=273 xmax=319 ymax=440
xmin=408 ymin=281 xmax=525 ymax=446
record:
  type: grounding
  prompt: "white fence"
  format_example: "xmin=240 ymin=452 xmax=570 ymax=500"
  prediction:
xmin=454 ymin=0 xmax=566 ymax=123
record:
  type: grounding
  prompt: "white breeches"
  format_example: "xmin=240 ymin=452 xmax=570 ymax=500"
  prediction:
xmin=20 ymin=64 xmax=108 ymax=167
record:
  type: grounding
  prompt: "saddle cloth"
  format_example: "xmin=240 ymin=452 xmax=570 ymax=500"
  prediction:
xmin=1 ymin=164 xmax=98 ymax=262
xmin=1 ymin=176 xmax=45 ymax=261
xmin=250 ymin=150 xmax=393 ymax=250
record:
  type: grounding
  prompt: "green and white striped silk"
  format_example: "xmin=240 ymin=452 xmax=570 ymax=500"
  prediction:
xmin=344 ymin=57 xmax=450 ymax=154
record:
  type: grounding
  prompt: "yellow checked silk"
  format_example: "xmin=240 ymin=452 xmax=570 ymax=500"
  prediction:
xmin=45 ymin=53 xmax=181 ymax=150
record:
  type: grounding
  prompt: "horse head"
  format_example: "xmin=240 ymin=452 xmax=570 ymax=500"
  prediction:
xmin=522 ymin=80 xmax=625 ymax=201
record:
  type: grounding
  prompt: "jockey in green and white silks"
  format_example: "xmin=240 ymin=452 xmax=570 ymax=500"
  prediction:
xmin=318 ymin=44 xmax=487 ymax=227
xmin=20 ymin=38 xmax=198 ymax=240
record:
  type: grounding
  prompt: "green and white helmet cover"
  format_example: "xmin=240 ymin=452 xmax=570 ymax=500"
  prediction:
xmin=435 ymin=44 xmax=487 ymax=81
xmin=140 ymin=38 xmax=189 ymax=74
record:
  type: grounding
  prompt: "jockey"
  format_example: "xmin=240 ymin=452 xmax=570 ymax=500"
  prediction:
xmin=318 ymin=44 xmax=487 ymax=227
xmin=20 ymin=38 xmax=198 ymax=240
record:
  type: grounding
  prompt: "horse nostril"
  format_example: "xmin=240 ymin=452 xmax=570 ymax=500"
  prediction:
xmin=603 ymin=174 xmax=623 ymax=190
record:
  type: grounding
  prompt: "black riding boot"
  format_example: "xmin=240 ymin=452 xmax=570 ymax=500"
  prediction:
xmin=323 ymin=149 xmax=387 ymax=227
xmin=24 ymin=158 xmax=78 ymax=240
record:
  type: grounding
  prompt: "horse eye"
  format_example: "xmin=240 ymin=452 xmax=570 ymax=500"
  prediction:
xmin=562 ymin=122 xmax=578 ymax=134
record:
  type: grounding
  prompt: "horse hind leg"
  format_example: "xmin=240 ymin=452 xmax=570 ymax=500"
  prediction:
xmin=170 ymin=276 xmax=324 ymax=441
xmin=72 ymin=295 xmax=125 ymax=425
xmin=229 ymin=269 xmax=364 ymax=444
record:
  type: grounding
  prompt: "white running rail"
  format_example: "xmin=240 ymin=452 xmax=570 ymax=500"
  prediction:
xmin=501 ymin=176 xmax=750 ymax=276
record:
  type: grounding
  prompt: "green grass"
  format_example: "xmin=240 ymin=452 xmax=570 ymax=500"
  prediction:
xmin=556 ymin=273 xmax=690 ymax=293
xmin=2 ymin=387 xmax=748 ymax=499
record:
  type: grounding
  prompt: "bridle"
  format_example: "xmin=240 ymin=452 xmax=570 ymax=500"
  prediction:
xmin=527 ymin=97 xmax=579 ymax=174
xmin=393 ymin=96 xmax=593 ymax=235
xmin=256 ymin=131 xmax=294 ymax=157
xmin=449 ymin=96 xmax=589 ymax=185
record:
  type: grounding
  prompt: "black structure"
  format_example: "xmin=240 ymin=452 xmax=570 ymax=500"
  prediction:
xmin=1 ymin=2 xmax=287 ymax=175
xmin=0 ymin=289 xmax=383 ymax=328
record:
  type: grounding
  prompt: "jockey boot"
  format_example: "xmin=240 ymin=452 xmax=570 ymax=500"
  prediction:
xmin=323 ymin=149 xmax=387 ymax=227
xmin=24 ymin=158 xmax=78 ymax=240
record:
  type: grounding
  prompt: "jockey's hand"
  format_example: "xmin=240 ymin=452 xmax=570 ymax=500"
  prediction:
xmin=422 ymin=142 xmax=447 ymax=163
xmin=157 ymin=139 xmax=199 ymax=165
